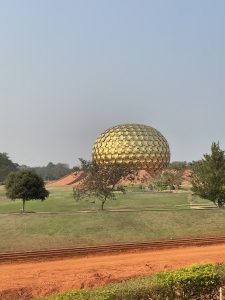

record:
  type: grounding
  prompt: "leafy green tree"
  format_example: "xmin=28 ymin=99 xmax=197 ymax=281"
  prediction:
xmin=191 ymin=142 xmax=225 ymax=207
xmin=73 ymin=159 xmax=137 ymax=210
xmin=152 ymin=168 xmax=183 ymax=190
xmin=5 ymin=170 xmax=49 ymax=212
xmin=0 ymin=153 xmax=18 ymax=183
xmin=161 ymin=169 xmax=183 ymax=190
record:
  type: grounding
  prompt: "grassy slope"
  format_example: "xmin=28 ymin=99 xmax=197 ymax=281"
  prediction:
xmin=0 ymin=186 xmax=224 ymax=252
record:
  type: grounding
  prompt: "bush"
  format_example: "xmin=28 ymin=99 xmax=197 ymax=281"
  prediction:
xmin=46 ymin=263 xmax=225 ymax=300
xmin=151 ymin=263 xmax=225 ymax=299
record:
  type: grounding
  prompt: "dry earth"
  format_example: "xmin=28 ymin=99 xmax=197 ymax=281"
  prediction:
xmin=47 ymin=168 xmax=192 ymax=187
xmin=1 ymin=243 xmax=225 ymax=299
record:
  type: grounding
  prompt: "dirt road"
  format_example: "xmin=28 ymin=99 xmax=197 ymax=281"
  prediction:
xmin=1 ymin=243 xmax=225 ymax=299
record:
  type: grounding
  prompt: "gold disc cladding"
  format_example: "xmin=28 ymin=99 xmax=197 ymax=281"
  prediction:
xmin=92 ymin=124 xmax=170 ymax=173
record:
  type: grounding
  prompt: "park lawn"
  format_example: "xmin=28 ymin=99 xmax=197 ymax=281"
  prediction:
xmin=1 ymin=209 xmax=225 ymax=252
xmin=0 ymin=185 xmax=192 ymax=213
xmin=0 ymin=185 xmax=222 ymax=253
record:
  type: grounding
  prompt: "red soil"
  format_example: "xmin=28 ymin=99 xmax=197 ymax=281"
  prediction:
xmin=47 ymin=172 xmax=84 ymax=187
xmin=47 ymin=168 xmax=192 ymax=187
xmin=47 ymin=170 xmax=153 ymax=187
xmin=1 ymin=243 xmax=225 ymax=299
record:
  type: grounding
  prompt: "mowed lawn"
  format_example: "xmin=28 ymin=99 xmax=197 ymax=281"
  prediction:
xmin=0 ymin=186 xmax=190 ymax=213
xmin=0 ymin=186 xmax=225 ymax=252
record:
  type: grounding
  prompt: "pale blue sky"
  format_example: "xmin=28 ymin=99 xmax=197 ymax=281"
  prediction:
xmin=0 ymin=1 xmax=225 ymax=166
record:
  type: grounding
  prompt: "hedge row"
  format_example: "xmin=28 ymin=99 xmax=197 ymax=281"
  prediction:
xmin=46 ymin=263 xmax=225 ymax=300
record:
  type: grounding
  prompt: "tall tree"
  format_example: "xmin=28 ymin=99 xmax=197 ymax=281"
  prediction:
xmin=5 ymin=170 xmax=49 ymax=212
xmin=191 ymin=142 xmax=225 ymax=207
xmin=73 ymin=159 xmax=137 ymax=210
xmin=0 ymin=153 xmax=18 ymax=183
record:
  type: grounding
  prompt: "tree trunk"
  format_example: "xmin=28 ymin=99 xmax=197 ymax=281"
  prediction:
xmin=22 ymin=199 xmax=25 ymax=213
xmin=101 ymin=198 xmax=106 ymax=210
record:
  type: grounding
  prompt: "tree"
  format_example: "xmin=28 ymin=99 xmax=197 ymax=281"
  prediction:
xmin=0 ymin=153 xmax=18 ymax=183
xmin=152 ymin=169 xmax=183 ymax=191
xmin=160 ymin=169 xmax=183 ymax=190
xmin=5 ymin=170 xmax=49 ymax=212
xmin=73 ymin=159 xmax=137 ymax=210
xmin=191 ymin=142 xmax=225 ymax=207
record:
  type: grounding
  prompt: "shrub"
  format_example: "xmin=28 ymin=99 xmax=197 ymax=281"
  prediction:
xmin=46 ymin=263 xmax=225 ymax=300
xmin=150 ymin=263 xmax=225 ymax=299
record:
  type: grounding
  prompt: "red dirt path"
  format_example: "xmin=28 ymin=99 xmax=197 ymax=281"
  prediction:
xmin=1 ymin=244 xmax=225 ymax=299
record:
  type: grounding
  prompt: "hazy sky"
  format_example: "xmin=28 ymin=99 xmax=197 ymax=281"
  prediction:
xmin=0 ymin=1 xmax=225 ymax=167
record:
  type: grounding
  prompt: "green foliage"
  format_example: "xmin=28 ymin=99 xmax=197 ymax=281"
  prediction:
xmin=46 ymin=263 xmax=225 ymax=300
xmin=73 ymin=159 xmax=137 ymax=210
xmin=152 ymin=180 xmax=168 ymax=191
xmin=192 ymin=142 xmax=225 ymax=207
xmin=0 ymin=152 xmax=17 ymax=183
xmin=32 ymin=162 xmax=72 ymax=181
xmin=169 ymin=161 xmax=188 ymax=171
xmin=152 ymin=168 xmax=183 ymax=191
xmin=152 ymin=263 xmax=224 ymax=299
xmin=5 ymin=170 xmax=49 ymax=212
xmin=161 ymin=170 xmax=183 ymax=190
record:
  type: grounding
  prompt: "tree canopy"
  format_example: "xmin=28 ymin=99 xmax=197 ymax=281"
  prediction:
xmin=5 ymin=170 xmax=49 ymax=212
xmin=153 ymin=169 xmax=183 ymax=190
xmin=73 ymin=159 xmax=137 ymax=210
xmin=191 ymin=142 xmax=225 ymax=207
xmin=0 ymin=153 xmax=18 ymax=183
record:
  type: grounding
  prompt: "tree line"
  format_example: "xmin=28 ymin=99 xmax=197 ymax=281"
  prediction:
xmin=0 ymin=154 xmax=75 ymax=183
xmin=0 ymin=152 xmax=195 ymax=184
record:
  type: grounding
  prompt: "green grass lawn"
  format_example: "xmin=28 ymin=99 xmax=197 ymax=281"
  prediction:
xmin=0 ymin=185 xmax=224 ymax=252
xmin=0 ymin=185 xmax=191 ymax=213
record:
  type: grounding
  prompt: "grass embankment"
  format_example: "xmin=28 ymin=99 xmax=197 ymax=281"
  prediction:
xmin=44 ymin=263 xmax=225 ymax=300
xmin=0 ymin=186 xmax=224 ymax=252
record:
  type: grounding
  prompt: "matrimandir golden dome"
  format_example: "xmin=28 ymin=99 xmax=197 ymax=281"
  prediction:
xmin=92 ymin=124 xmax=170 ymax=174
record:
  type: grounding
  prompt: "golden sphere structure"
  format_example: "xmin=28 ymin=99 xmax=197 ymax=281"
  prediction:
xmin=92 ymin=124 xmax=170 ymax=173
